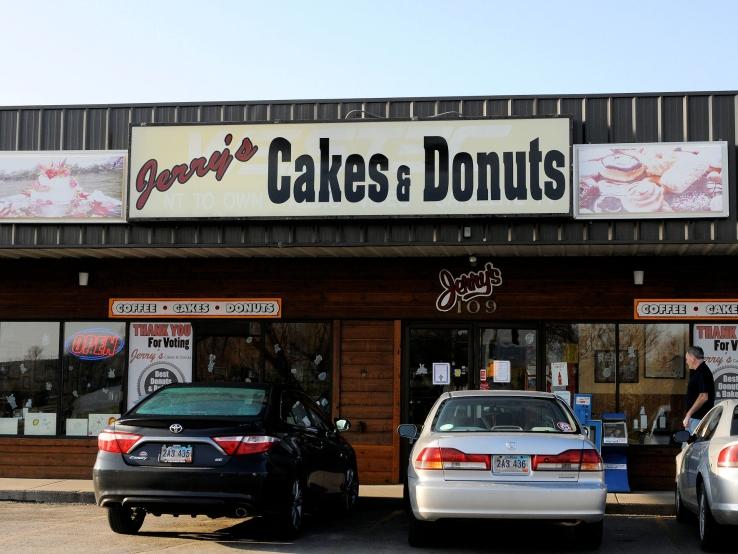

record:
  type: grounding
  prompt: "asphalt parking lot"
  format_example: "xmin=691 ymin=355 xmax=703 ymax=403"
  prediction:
xmin=0 ymin=498 xmax=728 ymax=553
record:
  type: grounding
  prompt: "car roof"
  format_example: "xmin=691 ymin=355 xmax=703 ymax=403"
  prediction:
xmin=442 ymin=390 xmax=559 ymax=400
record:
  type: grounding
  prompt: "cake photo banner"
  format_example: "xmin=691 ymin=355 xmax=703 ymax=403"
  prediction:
xmin=128 ymin=118 xmax=571 ymax=219
xmin=574 ymin=142 xmax=729 ymax=219
xmin=0 ymin=151 xmax=127 ymax=222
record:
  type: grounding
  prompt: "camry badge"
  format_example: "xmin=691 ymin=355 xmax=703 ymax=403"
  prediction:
xmin=169 ymin=423 xmax=183 ymax=434
xmin=505 ymin=441 xmax=516 ymax=450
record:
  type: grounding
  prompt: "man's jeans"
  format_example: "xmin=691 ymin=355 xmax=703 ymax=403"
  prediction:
xmin=687 ymin=418 xmax=701 ymax=434
xmin=681 ymin=418 xmax=702 ymax=450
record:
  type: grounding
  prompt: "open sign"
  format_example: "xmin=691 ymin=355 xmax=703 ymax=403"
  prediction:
xmin=66 ymin=328 xmax=125 ymax=361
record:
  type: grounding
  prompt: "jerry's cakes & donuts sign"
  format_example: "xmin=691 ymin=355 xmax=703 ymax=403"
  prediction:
xmin=127 ymin=118 xmax=571 ymax=219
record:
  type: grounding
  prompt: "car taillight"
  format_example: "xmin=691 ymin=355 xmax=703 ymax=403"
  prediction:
xmin=717 ymin=444 xmax=738 ymax=468
xmin=532 ymin=449 xmax=602 ymax=471
xmin=213 ymin=435 xmax=280 ymax=456
xmin=98 ymin=431 xmax=141 ymax=454
xmin=414 ymin=447 xmax=490 ymax=470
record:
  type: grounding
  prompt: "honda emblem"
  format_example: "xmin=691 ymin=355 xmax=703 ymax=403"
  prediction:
xmin=505 ymin=441 xmax=516 ymax=450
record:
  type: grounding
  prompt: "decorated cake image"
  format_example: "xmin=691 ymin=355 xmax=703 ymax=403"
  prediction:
xmin=575 ymin=143 xmax=727 ymax=218
xmin=0 ymin=152 xmax=125 ymax=220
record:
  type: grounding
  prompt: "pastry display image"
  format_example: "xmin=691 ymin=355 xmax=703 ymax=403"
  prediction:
xmin=575 ymin=143 xmax=727 ymax=217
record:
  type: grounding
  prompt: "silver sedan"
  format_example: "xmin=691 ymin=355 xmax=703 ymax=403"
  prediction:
xmin=674 ymin=398 xmax=738 ymax=550
xmin=398 ymin=390 xmax=606 ymax=548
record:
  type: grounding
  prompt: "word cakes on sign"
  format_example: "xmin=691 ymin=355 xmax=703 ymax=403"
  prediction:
xmin=109 ymin=298 xmax=282 ymax=319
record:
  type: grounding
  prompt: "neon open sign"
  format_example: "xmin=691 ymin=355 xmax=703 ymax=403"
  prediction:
xmin=66 ymin=328 xmax=125 ymax=361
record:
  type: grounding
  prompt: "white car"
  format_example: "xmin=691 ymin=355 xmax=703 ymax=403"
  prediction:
xmin=398 ymin=390 xmax=606 ymax=548
xmin=674 ymin=399 xmax=738 ymax=550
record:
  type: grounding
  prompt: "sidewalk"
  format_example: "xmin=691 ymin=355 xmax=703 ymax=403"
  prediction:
xmin=0 ymin=479 xmax=674 ymax=516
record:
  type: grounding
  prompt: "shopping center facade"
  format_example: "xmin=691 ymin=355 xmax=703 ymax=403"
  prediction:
xmin=0 ymin=92 xmax=736 ymax=489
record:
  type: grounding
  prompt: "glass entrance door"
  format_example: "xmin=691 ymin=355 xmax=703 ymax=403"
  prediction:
xmin=479 ymin=328 xmax=538 ymax=391
xmin=406 ymin=327 xmax=471 ymax=426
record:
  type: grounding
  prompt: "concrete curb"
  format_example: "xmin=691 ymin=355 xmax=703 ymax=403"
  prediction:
xmin=606 ymin=503 xmax=675 ymax=516
xmin=0 ymin=489 xmax=675 ymax=517
xmin=0 ymin=490 xmax=95 ymax=504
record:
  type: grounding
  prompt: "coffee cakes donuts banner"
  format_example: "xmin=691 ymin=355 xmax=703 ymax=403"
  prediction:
xmin=574 ymin=142 xmax=729 ymax=219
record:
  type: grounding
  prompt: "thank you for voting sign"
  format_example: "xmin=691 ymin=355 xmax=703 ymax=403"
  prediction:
xmin=694 ymin=324 xmax=738 ymax=400
xmin=127 ymin=322 xmax=193 ymax=408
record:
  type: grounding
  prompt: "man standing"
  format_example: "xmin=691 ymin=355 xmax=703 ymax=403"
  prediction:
xmin=682 ymin=346 xmax=715 ymax=433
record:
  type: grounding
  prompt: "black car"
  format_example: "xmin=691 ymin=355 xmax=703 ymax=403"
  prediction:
xmin=93 ymin=383 xmax=358 ymax=536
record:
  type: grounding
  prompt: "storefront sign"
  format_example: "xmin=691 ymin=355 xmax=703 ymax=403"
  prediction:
xmin=574 ymin=142 xmax=729 ymax=219
xmin=128 ymin=118 xmax=571 ymax=219
xmin=635 ymin=299 xmax=738 ymax=320
xmin=64 ymin=327 xmax=125 ymax=360
xmin=127 ymin=322 xmax=193 ymax=408
xmin=109 ymin=298 xmax=282 ymax=319
xmin=436 ymin=262 xmax=502 ymax=312
xmin=0 ymin=151 xmax=127 ymax=222
xmin=694 ymin=324 xmax=738 ymax=400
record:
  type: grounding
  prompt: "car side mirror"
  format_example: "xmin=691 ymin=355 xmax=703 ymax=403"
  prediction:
xmin=397 ymin=423 xmax=419 ymax=440
xmin=335 ymin=418 xmax=351 ymax=432
xmin=672 ymin=429 xmax=691 ymax=444
xmin=583 ymin=427 xmax=590 ymax=438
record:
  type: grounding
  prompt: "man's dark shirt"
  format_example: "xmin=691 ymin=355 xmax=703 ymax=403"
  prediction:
xmin=686 ymin=361 xmax=715 ymax=420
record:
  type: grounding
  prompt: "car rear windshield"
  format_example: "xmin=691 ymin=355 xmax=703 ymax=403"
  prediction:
xmin=131 ymin=387 xmax=268 ymax=417
xmin=432 ymin=396 xmax=578 ymax=433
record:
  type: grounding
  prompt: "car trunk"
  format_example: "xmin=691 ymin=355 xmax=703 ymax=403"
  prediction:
xmin=437 ymin=433 xmax=589 ymax=482
xmin=114 ymin=417 xmax=265 ymax=468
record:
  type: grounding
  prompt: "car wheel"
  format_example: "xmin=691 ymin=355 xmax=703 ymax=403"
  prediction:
xmin=339 ymin=466 xmax=359 ymax=512
xmin=107 ymin=505 xmax=145 ymax=535
xmin=575 ymin=519 xmax=603 ymax=550
xmin=698 ymin=487 xmax=722 ymax=551
xmin=407 ymin=509 xmax=434 ymax=548
xmin=675 ymin=483 xmax=690 ymax=523
xmin=271 ymin=478 xmax=304 ymax=539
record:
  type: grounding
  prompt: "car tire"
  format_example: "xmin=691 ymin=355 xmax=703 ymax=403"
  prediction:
xmin=675 ymin=483 xmax=690 ymax=523
xmin=698 ymin=487 xmax=722 ymax=551
xmin=107 ymin=505 xmax=145 ymax=535
xmin=576 ymin=519 xmax=603 ymax=550
xmin=407 ymin=509 xmax=434 ymax=548
xmin=270 ymin=478 xmax=304 ymax=539
xmin=338 ymin=466 xmax=359 ymax=513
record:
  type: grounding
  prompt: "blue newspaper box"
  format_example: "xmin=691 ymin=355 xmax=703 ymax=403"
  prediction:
xmin=600 ymin=412 xmax=630 ymax=492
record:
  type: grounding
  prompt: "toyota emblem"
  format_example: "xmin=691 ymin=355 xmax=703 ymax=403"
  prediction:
xmin=169 ymin=423 xmax=183 ymax=434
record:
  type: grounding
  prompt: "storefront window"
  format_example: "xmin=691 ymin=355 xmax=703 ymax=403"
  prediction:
xmin=0 ymin=322 xmax=60 ymax=436
xmin=265 ymin=322 xmax=332 ymax=413
xmin=571 ymin=323 xmax=617 ymax=417
xmin=196 ymin=322 xmax=263 ymax=383
xmin=618 ymin=323 xmax=688 ymax=444
xmin=195 ymin=321 xmax=332 ymax=414
xmin=546 ymin=322 xmax=689 ymax=446
xmin=61 ymin=322 xmax=126 ymax=436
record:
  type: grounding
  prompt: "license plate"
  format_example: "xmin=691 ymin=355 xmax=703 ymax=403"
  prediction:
xmin=159 ymin=444 xmax=193 ymax=463
xmin=492 ymin=455 xmax=530 ymax=474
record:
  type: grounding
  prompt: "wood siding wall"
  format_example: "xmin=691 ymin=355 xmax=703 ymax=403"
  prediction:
xmin=0 ymin=438 xmax=96 ymax=479
xmin=337 ymin=320 xmax=400 ymax=484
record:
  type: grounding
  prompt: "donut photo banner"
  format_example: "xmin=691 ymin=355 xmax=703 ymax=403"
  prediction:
xmin=573 ymin=142 xmax=729 ymax=219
